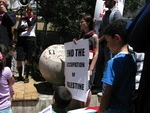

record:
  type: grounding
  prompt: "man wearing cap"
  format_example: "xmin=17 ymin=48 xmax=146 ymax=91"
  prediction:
xmin=0 ymin=0 xmax=16 ymax=67
xmin=92 ymin=0 xmax=122 ymax=94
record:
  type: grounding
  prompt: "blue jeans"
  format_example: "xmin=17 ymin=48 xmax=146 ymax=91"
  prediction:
xmin=0 ymin=107 xmax=12 ymax=113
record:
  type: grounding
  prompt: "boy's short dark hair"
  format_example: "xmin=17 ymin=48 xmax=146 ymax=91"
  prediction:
xmin=104 ymin=19 xmax=128 ymax=44
xmin=53 ymin=86 xmax=72 ymax=109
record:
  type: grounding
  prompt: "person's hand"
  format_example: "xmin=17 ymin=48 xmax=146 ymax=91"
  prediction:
xmin=88 ymin=70 xmax=92 ymax=76
xmin=73 ymin=38 xmax=77 ymax=44
xmin=25 ymin=26 xmax=32 ymax=31
xmin=0 ymin=4 xmax=7 ymax=13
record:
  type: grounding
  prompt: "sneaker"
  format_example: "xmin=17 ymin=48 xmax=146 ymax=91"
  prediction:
xmin=24 ymin=78 xmax=29 ymax=83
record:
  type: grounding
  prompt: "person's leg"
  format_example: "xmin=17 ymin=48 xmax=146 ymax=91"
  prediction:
xmin=24 ymin=39 xmax=35 ymax=83
xmin=83 ymin=69 xmax=95 ymax=108
xmin=79 ymin=89 xmax=92 ymax=107
xmin=92 ymin=44 xmax=104 ymax=94
xmin=16 ymin=37 xmax=25 ymax=81
xmin=17 ymin=61 xmax=24 ymax=81
xmin=24 ymin=61 xmax=31 ymax=83
xmin=85 ymin=90 xmax=92 ymax=107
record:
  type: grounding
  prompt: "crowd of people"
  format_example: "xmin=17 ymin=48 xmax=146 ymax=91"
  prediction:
xmin=0 ymin=0 xmax=36 ymax=112
xmin=0 ymin=0 xmax=16 ymax=112
xmin=0 ymin=0 xmax=150 ymax=113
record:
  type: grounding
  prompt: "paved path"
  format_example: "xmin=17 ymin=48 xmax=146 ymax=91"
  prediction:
xmin=12 ymin=76 xmax=39 ymax=101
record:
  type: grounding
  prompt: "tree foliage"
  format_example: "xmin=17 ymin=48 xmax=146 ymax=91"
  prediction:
xmin=36 ymin=0 xmax=96 ymax=42
xmin=124 ymin=0 xmax=145 ymax=17
xmin=36 ymin=0 xmax=145 ymax=42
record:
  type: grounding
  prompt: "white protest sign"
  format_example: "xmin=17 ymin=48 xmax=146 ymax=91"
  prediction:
xmin=94 ymin=0 xmax=106 ymax=21
xmin=94 ymin=0 xmax=125 ymax=21
xmin=39 ymin=105 xmax=52 ymax=113
xmin=64 ymin=39 xmax=89 ymax=102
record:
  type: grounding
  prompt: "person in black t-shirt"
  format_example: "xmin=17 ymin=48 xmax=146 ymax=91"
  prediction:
xmin=0 ymin=0 xmax=16 ymax=68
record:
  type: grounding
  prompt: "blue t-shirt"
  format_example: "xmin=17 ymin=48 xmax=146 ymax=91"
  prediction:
xmin=102 ymin=53 xmax=136 ymax=111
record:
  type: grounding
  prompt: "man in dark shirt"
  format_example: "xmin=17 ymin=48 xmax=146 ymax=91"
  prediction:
xmin=93 ymin=0 xmax=122 ymax=94
xmin=0 ymin=0 xmax=16 ymax=67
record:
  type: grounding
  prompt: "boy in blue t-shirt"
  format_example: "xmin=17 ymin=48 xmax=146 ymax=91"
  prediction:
xmin=97 ymin=20 xmax=137 ymax=113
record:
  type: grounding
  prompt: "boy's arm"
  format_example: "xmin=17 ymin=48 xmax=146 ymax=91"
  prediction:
xmin=8 ymin=76 xmax=15 ymax=86
xmin=98 ymin=84 xmax=113 ymax=113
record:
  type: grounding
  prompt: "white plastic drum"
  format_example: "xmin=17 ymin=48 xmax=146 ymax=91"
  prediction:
xmin=39 ymin=44 xmax=65 ymax=86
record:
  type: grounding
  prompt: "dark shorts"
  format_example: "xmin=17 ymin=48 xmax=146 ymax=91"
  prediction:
xmin=17 ymin=36 xmax=35 ymax=61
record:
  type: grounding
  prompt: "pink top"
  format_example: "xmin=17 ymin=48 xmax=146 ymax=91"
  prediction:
xmin=0 ymin=67 xmax=12 ymax=110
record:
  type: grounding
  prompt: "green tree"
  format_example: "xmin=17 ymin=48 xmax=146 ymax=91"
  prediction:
xmin=124 ymin=0 xmax=145 ymax=17
xmin=36 ymin=0 xmax=96 ymax=42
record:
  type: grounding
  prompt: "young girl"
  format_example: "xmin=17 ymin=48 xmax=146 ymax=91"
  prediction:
xmin=0 ymin=41 xmax=15 ymax=113
xmin=73 ymin=13 xmax=99 ymax=107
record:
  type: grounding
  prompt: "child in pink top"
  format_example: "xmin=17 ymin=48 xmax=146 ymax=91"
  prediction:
xmin=0 ymin=41 xmax=15 ymax=113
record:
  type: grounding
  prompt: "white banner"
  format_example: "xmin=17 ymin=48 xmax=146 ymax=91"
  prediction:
xmin=39 ymin=105 xmax=52 ymax=113
xmin=94 ymin=0 xmax=125 ymax=21
xmin=64 ymin=39 xmax=89 ymax=102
